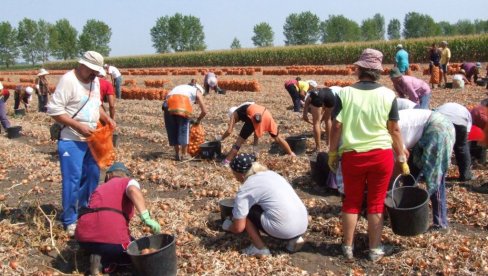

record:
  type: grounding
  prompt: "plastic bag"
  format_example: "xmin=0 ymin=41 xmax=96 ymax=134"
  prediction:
xmin=188 ymin=123 xmax=205 ymax=157
xmin=86 ymin=123 xmax=116 ymax=169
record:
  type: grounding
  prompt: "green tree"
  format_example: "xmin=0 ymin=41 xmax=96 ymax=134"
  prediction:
xmin=320 ymin=15 xmax=361 ymax=43
xmin=361 ymin=13 xmax=385 ymax=41
xmin=437 ymin=21 xmax=457 ymax=36
xmin=0 ymin=22 xmax=19 ymax=67
xmin=403 ymin=12 xmax=440 ymax=38
xmin=78 ymin=19 xmax=112 ymax=56
xmin=283 ymin=11 xmax=321 ymax=45
xmin=252 ymin=22 xmax=274 ymax=47
xmin=49 ymin=18 xmax=78 ymax=60
xmin=474 ymin=19 xmax=488 ymax=34
xmin=455 ymin=20 xmax=475 ymax=35
xmin=387 ymin=18 xmax=401 ymax=40
xmin=230 ymin=38 xmax=241 ymax=49
xmin=17 ymin=18 xmax=40 ymax=65
xmin=36 ymin=19 xmax=53 ymax=63
xmin=151 ymin=13 xmax=206 ymax=53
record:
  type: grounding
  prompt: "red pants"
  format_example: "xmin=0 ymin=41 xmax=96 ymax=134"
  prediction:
xmin=341 ymin=149 xmax=394 ymax=214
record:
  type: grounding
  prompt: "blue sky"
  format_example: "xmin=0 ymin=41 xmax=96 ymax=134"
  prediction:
xmin=2 ymin=0 xmax=487 ymax=57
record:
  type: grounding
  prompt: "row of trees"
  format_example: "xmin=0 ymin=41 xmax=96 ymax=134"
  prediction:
xmin=0 ymin=18 xmax=111 ymax=67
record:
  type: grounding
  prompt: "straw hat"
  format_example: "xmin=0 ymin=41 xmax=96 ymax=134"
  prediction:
xmin=37 ymin=68 xmax=49 ymax=76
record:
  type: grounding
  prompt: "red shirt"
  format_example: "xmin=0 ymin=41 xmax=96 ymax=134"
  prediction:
xmin=1 ymin=88 xmax=9 ymax=98
xmin=99 ymin=78 xmax=114 ymax=102
xmin=75 ymin=177 xmax=135 ymax=244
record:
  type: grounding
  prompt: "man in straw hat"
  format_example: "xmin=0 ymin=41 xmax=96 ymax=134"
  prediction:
xmin=46 ymin=51 xmax=116 ymax=237
xmin=35 ymin=68 xmax=50 ymax=112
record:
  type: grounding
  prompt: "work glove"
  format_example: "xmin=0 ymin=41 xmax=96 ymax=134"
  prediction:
xmin=328 ymin=151 xmax=338 ymax=173
xmin=215 ymin=135 xmax=223 ymax=142
xmin=140 ymin=210 xmax=161 ymax=234
xmin=222 ymin=218 xmax=233 ymax=231
xmin=400 ymin=162 xmax=410 ymax=176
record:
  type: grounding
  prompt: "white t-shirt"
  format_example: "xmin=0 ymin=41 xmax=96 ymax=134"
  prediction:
xmin=107 ymin=66 xmax=121 ymax=79
xmin=167 ymin=84 xmax=198 ymax=103
xmin=436 ymin=103 xmax=472 ymax=132
xmin=397 ymin=98 xmax=417 ymax=110
xmin=47 ymin=70 xmax=101 ymax=141
xmin=232 ymin=171 xmax=308 ymax=239
xmin=398 ymin=109 xmax=432 ymax=149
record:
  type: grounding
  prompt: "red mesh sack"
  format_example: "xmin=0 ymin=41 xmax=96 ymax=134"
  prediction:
xmin=188 ymin=124 xmax=205 ymax=157
xmin=87 ymin=123 xmax=116 ymax=169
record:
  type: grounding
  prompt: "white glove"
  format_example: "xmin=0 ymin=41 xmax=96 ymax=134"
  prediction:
xmin=222 ymin=218 xmax=233 ymax=231
xmin=215 ymin=135 xmax=223 ymax=142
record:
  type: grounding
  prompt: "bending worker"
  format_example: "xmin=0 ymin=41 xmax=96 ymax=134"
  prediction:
xmin=302 ymin=87 xmax=336 ymax=151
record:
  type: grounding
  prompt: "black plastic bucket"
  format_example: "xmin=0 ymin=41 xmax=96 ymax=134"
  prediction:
xmin=444 ymin=82 xmax=453 ymax=89
xmin=309 ymin=152 xmax=330 ymax=187
xmin=219 ymin=198 xmax=234 ymax=221
xmin=7 ymin=126 xmax=22 ymax=139
xmin=199 ymin=141 xmax=221 ymax=159
xmin=127 ymin=234 xmax=177 ymax=276
xmin=285 ymin=135 xmax=307 ymax=155
xmin=14 ymin=109 xmax=25 ymax=116
xmin=384 ymin=175 xmax=430 ymax=236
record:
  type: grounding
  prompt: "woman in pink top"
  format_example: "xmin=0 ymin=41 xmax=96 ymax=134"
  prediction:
xmin=390 ymin=68 xmax=431 ymax=109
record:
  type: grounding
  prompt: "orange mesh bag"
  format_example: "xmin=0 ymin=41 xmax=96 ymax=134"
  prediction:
xmin=167 ymin=94 xmax=192 ymax=118
xmin=430 ymin=66 xmax=440 ymax=84
xmin=87 ymin=123 xmax=116 ymax=169
xmin=188 ymin=124 xmax=205 ymax=157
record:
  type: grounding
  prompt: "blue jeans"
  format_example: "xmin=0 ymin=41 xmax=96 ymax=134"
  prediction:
xmin=114 ymin=77 xmax=122 ymax=99
xmin=58 ymin=140 xmax=100 ymax=227
xmin=415 ymin=93 xmax=431 ymax=109
xmin=0 ymin=99 xmax=11 ymax=130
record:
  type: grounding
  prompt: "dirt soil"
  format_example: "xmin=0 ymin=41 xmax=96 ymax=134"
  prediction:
xmin=0 ymin=65 xmax=487 ymax=275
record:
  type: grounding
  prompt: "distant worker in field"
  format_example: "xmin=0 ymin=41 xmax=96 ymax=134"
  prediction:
xmin=461 ymin=62 xmax=482 ymax=83
xmin=75 ymin=162 xmax=161 ymax=275
xmin=439 ymin=41 xmax=451 ymax=88
xmin=98 ymin=70 xmax=116 ymax=120
xmin=163 ymin=84 xmax=207 ymax=161
xmin=188 ymin=78 xmax=197 ymax=87
xmin=203 ymin=72 xmax=224 ymax=95
xmin=35 ymin=68 xmax=51 ymax=112
xmin=104 ymin=64 xmax=123 ymax=99
xmin=390 ymin=68 xmax=431 ymax=109
xmin=0 ymin=82 xmax=11 ymax=131
xmin=218 ymin=102 xmax=295 ymax=166
xmin=14 ymin=85 xmax=34 ymax=113
xmin=394 ymin=44 xmax=409 ymax=74
xmin=452 ymin=69 xmax=470 ymax=89
xmin=284 ymin=77 xmax=302 ymax=112
xmin=427 ymin=43 xmax=442 ymax=89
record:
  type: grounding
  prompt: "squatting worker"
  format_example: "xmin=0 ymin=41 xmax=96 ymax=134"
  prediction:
xmin=104 ymin=64 xmax=123 ymax=99
xmin=0 ymin=82 xmax=11 ymax=131
xmin=203 ymin=72 xmax=224 ymax=95
xmin=35 ymin=68 xmax=51 ymax=112
xmin=328 ymin=48 xmax=408 ymax=262
xmin=222 ymin=153 xmax=308 ymax=256
xmin=163 ymin=84 xmax=207 ymax=161
xmin=14 ymin=85 xmax=34 ymax=112
xmin=75 ymin=162 xmax=160 ymax=275
xmin=302 ymin=86 xmax=336 ymax=151
xmin=218 ymin=102 xmax=295 ymax=166
xmin=390 ymin=67 xmax=432 ymax=109
xmin=461 ymin=61 xmax=482 ymax=83
xmin=398 ymin=109 xmax=455 ymax=232
xmin=47 ymin=51 xmax=115 ymax=237
xmin=98 ymin=70 xmax=116 ymax=120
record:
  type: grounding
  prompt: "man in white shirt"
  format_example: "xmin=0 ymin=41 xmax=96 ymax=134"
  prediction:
xmin=104 ymin=64 xmax=123 ymax=99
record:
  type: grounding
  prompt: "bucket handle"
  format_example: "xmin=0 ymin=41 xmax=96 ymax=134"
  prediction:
xmin=390 ymin=174 xmax=417 ymax=209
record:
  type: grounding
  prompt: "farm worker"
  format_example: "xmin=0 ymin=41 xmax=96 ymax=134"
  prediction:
xmin=218 ymin=102 xmax=295 ymax=166
xmin=75 ymin=162 xmax=160 ymax=275
xmin=13 ymin=85 xmax=34 ymax=113
xmin=427 ymin=43 xmax=442 ymax=88
xmin=435 ymin=103 xmax=473 ymax=181
xmin=302 ymin=87 xmax=336 ymax=151
xmin=163 ymin=84 xmax=207 ymax=161
xmin=439 ymin=41 xmax=451 ymax=88
xmin=452 ymin=69 xmax=470 ymax=89
xmin=397 ymin=109 xmax=455 ymax=233
xmin=390 ymin=67 xmax=432 ymax=109
xmin=461 ymin=62 xmax=482 ymax=83
xmin=104 ymin=64 xmax=123 ymax=99
xmin=98 ymin=70 xmax=116 ymax=120
xmin=394 ymin=44 xmax=409 ymax=74
xmin=203 ymin=72 xmax=224 ymax=95
xmin=297 ymin=77 xmax=310 ymax=103
xmin=396 ymin=98 xmax=417 ymax=110
xmin=284 ymin=78 xmax=301 ymax=112
xmin=35 ymin=68 xmax=50 ymax=112
xmin=0 ymin=82 xmax=11 ymax=131
xmin=46 ymin=51 xmax=115 ymax=236
xmin=328 ymin=48 xmax=407 ymax=262
xmin=222 ymin=153 xmax=308 ymax=256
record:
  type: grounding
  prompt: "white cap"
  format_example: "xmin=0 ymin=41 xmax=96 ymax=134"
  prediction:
xmin=228 ymin=106 xmax=238 ymax=118
xmin=307 ymin=80 xmax=318 ymax=88
xmin=195 ymin=84 xmax=204 ymax=93
xmin=25 ymin=86 xmax=34 ymax=95
xmin=208 ymin=76 xmax=217 ymax=87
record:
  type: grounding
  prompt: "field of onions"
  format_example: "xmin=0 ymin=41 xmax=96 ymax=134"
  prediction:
xmin=0 ymin=66 xmax=487 ymax=275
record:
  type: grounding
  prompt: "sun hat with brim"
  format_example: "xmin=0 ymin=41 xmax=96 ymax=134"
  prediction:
xmin=106 ymin=162 xmax=131 ymax=175
xmin=396 ymin=44 xmax=403 ymax=49
xmin=389 ymin=68 xmax=403 ymax=78
xmin=25 ymin=86 xmax=34 ymax=95
xmin=79 ymin=51 xmax=104 ymax=72
xmin=354 ymin=48 xmax=384 ymax=71
xmin=230 ymin=153 xmax=257 ymax=173
xmin=307 ymin=80 xmax=318 ymax=88
xmin=37 ymin=68 xmax=49 ymax=76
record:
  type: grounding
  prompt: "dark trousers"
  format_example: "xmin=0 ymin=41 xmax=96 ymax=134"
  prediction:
xmin=285 ymin=85 xmax=301 ymax=112
xmin=470 ymin=141 xmax=486 ymax=164
xmin=453 ymin=124 xmax=472 ymax=180
xmin=14 ymin=93 xmax=21 ymax=110
xmin=79 ymin=242 xmax=131 ymax=268
xmin=37 ymin=94 xmax=48 ymax=112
